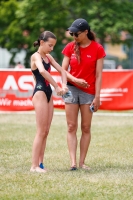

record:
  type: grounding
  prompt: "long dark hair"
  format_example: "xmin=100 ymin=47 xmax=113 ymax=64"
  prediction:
xmin=33 ymin=31 xmax=56 ymax=47
xmin=74 ymin=29 xmax=96 ymax=63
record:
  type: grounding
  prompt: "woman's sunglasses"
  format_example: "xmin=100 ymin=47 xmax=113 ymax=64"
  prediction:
xmin=69 ymin=31 xmax=83 ymax=37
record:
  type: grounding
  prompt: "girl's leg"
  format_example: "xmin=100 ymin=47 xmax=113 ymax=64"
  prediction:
xmin=79 ymin=104 xmax=93 ymax=168
xmin=30 ymin=92 xmax=50 ymax=172
xmin=65 ymin=103 xmax=79 ymax=168
xmin=39 ymin=98 xmax=54 ymax=166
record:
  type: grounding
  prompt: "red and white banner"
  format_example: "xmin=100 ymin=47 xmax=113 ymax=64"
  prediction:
xmin=0 ymin=69 xmax=133 ymax=111
xmin=0 ymin=69 xmax=34 ymax=111
xmin=100 ymin=70 xmax=133 ymax=110
xmin=0 ymin=69 xmax=65 ymax=111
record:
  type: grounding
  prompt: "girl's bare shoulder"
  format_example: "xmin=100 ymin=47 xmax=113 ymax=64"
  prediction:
xmin=31 ymin=52 xmax=39 ymax=60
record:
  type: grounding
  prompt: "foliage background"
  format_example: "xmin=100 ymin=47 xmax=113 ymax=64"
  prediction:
xmin=0 ymin=0 xmax=133 ymax=67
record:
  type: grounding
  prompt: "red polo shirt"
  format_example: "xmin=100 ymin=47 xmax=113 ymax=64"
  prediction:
xmin=62 ymin=41 xmax=106 ymax=95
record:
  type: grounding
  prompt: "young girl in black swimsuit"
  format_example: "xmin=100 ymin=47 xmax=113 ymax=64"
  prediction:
xmin=30 ymin=31 xmax=68 ymax=173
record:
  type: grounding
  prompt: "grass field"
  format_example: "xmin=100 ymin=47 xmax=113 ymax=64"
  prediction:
xmin=0 ymin=111 xmax=133 ymax=200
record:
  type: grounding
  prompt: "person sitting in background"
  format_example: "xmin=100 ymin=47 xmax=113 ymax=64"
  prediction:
xmin=15 ymin=62 xmax=25 ymax=69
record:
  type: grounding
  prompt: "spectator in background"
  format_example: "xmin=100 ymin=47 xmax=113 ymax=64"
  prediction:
xmin=15 ymin=62 xmax=25 ymax=69
xmin=116 ymin=65 xmax=123 ymax=70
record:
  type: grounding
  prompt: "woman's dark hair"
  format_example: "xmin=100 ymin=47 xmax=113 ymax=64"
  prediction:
xmin=74 ymin=29 xmax=96 ymax=63
xmin=33 ymin=31 xmax=56 ymax=47
xmin=87 ymin=29 xmax=96 ymax=41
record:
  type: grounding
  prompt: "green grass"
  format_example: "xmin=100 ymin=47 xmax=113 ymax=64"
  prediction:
xmin=0 ymin=111 xmax=133 ymax=200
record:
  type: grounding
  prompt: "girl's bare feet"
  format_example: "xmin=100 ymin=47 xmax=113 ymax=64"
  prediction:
xmin=30 ymin=167 xmax=47 ymax=173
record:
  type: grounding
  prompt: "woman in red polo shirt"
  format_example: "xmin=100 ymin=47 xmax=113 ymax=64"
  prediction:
xmin=62 ymin=18 xmax=106 ymax=170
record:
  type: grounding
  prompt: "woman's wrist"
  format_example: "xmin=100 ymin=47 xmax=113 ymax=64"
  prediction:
xmin=95 ymin=95 xmax=100 ymax=99
xmin=72 ymin=77 xmax=77 ymax=83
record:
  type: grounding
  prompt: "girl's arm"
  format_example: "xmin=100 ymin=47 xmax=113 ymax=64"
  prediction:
xmin=31 ymin=53 xmax=63 ymax=95
xmin=47 ymin=54 xmax=68 ymax=93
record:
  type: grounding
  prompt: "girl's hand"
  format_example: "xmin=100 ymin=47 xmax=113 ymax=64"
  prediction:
xmin=55 ymin=86 xmax=64 ymax=96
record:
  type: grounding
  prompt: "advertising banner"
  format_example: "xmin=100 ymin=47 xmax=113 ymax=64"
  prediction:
xmin=100 ymin=70 xmax=133 ymax=110
xmin=0 ymin=69 xmax=133 ymax=111
xmin=0 ymin=69 xmax=65 ymax=111
xmin=0 ymin=69 xmax=34 ymax=111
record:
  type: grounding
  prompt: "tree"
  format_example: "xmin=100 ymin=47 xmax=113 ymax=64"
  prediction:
xmin=0 ymin=0 xmax=133 ymax=67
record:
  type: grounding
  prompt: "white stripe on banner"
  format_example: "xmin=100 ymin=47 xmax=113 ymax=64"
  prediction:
xmin=0 ymin=111 xmax=133 ymax=117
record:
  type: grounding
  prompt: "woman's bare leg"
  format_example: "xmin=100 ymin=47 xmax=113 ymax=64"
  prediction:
xmin=65 ymin=104 xmax=79 ymax=168
xmin=79 ymin=104 xmax=93 ymax=168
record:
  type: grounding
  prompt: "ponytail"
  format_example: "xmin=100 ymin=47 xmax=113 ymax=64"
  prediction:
xmin=33 ymin=40 xmax=40 ymax=47
xmin=87 ymin=30 xmax=96 ymax=41
xmin=74 ymin=42 xmax=80 ymax=63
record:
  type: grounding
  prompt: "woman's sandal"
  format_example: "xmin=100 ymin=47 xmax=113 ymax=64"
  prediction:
xmin=79 ymin=164 xmax=91 ymax=171
xmin=70 ymin=165 xmax=77 ymax=171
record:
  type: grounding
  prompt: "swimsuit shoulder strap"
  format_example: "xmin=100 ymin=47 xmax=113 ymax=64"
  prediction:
xmin=46 ymin=55 xmax=51 ymax=64
xmin=37 ymin=52 xmax=50 ymax=64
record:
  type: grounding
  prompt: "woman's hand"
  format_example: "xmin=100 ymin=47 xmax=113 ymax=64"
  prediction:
xmin=62 ymin=84 xmax=69 ymax=95
xmin=91 ymin=97 xmax=100 ymax=112
xmin=74 ymin=78 xmax=89 ymax=88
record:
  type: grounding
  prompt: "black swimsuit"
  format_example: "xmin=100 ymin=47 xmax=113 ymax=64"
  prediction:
xmin=32 ymin=55 xmax=52 ymax=102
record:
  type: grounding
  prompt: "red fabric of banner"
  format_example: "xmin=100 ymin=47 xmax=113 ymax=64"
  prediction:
xmin=100 ymin=70 xmax=133 ymax=110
